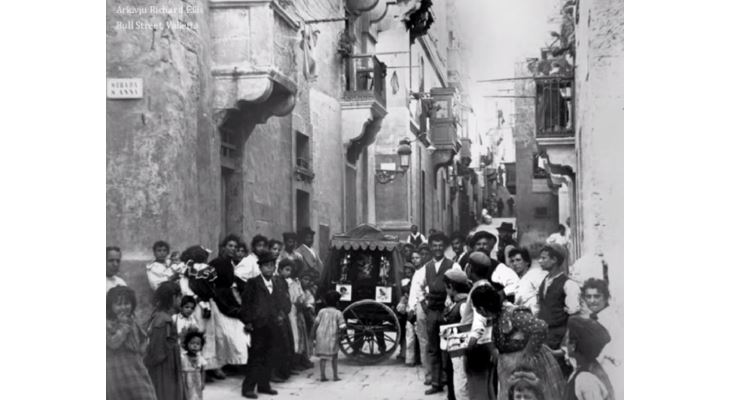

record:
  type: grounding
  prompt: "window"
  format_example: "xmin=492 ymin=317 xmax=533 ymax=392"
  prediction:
xmin=295 ymin=131 xmax=311 ymax=170
xmin=220 ymin=130 xmax=237 ymax=171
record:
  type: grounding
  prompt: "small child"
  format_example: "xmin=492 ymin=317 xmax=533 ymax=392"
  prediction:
xmin=397 ymin=264 xmax=416 ymax=364
xmin=299 ymin=272 xmax=317 ymax=333
xmin=312 ymin=290 xmax=346 ymax=382
xmin=506 ymin=368 xmax=545 ymax=400
xmin=146 ymin=241 xmax=179 ymax=291
xmin=172 ymin=296 xmax=200 ymax=339
xmin=180 ymin=329 xmax=208 ymax=400
xmin=106 ymin=286 xmax=157 ymax=400
xmin=144 ymin=281 xmax=184 ymax=400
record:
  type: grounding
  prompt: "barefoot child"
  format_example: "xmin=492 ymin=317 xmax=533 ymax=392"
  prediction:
xmin=181 ymin=329 xmax=208 ymax=400
xmin=312 ymin=290 xmax=346 ymax=381
xmin=106 ymin=286 xmax=157 ymax=400
xmin=144 ymin=281 xmax=184 ymax=400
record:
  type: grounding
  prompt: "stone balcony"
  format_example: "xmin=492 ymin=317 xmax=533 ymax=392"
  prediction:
xmin=428 ymin=87 xmax=461 ymax=176
xmin=342 ymin=55 xmax=388 ymax=164
xmin=209 ymin=0 xmax=299 ymax=133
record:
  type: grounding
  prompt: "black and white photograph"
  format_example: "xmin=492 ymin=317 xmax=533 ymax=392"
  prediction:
xmin=101 ymin=0 xmax=624 ymax=399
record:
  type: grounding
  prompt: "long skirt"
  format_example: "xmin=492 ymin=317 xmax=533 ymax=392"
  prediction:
xmin=107 ymin=351 xmax=157 ymax=400
xmin=296 ymin=308 xmax=312 ymax=358
xmin=288 ymin=307 xmax=301 ymax=354
xmin=212 ymin=300 xmax=249 ymax=365
xmin=497 ymin=345 xmax=566 ymax=400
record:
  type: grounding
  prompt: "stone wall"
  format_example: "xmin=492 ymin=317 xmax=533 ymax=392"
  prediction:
xmin=291 ymin=0 xmax=346 ymax=247
xmin=573 ymin=2 xmax=623 ymax=395
xmin=107 ymin=0 xmax=219 ymax=319
xmin=574 ymin=0 xmax=624 ymax=302
xmin=513 ymin=62 xmax=560 ymax=248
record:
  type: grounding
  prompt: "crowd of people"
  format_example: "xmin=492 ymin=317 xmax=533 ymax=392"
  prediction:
xmin=395 ymin=224 xmax=621 ymax=400
xmin=106 ymin=223 xmax=621 ymax=400
xmin=107 ymin=228 xmax=339 ymax=400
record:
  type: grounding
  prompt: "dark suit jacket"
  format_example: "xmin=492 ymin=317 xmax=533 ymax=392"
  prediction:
xmin=295 ymin=245 xmax=323 ymax=276
xmin=239 ymin=275 xmax=291 ymax=329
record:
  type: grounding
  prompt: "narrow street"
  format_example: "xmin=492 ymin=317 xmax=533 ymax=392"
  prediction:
xmin=205 ymin=355 xmax=431 ymax=400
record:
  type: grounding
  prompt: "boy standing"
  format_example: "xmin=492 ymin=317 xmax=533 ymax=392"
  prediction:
xmin=240 ymin=250 xmax=290 ymax=399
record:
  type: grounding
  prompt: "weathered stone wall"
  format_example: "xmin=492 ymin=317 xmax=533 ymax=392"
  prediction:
xmin=107 ymin=0 xmax=219 ymax=319
xmin=513 ymin=62 xmax=560 ymax=248
xmin=289 ymin=0 xmax=346 ymax=247
xmin=574 ymin=0 xmax=624 ymax=305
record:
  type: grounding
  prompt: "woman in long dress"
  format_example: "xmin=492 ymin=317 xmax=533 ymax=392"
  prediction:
xmin=208 ymin=235 xmax=249 ymax=369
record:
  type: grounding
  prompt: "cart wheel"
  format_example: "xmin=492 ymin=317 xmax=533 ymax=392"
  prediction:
xmin=339 ymin=300 xmax=402 ymax=365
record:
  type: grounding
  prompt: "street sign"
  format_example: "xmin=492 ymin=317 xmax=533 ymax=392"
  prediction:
xmin=107 ymin=78 xmax=143 ymax=99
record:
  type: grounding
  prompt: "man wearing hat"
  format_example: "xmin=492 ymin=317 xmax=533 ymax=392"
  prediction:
xmin=239 ymin=250 xmax=291 ymax=398
xmin=496 ymin=222 xmax=518 ymax=264
xmin=295 ymin=227 xmax=323 ymax=280
xmin=466 ymin=233 xmax=520 ymax=303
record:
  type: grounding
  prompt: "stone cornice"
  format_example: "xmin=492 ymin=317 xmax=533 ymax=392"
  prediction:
xmin=209 ymin=0 xmax=272 ymax=9
xmin=209 ymin=0 xmax=300 ymax=30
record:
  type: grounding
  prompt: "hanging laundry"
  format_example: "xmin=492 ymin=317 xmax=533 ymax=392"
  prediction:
xmin=390 ymin=70 xmax=400 ymax=95
xmin=300 ymin=25 xmax=319 ymax=81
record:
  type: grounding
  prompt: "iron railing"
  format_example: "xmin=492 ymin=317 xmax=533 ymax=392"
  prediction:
xmin=535 ymin=76 xmax=574 ymax=137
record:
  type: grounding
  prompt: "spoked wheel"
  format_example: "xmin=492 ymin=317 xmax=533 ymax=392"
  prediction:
xmin=339 ymin=299 xmax=402 ymax=364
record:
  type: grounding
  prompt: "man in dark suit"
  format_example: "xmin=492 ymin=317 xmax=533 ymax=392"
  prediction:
xmin=295 ymin=227 xmax=323 ymax=281
xmin=240 ymin=250 xmax=291 ymax=399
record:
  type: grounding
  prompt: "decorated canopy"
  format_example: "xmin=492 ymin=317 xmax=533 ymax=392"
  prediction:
xmin=322 ymin=224 xmax=406 ymax=303
xmin=329 ymin=224 xmax=401 ymax=251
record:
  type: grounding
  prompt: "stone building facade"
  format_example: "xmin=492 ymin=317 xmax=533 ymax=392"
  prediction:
xmin=372 ymin=0 xmax=475 ymax=239
xmin=106 ymin=0 xmax=408 ymax=315
xmin=512 ymin=61 xmax=561 ymax=249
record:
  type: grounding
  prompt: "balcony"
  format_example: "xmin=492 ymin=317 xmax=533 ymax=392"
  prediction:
xmin=341 ymin=55 xmax=388 ymax=165
xmin=344 ymin=55 xmax=387 ymax=111
xmin=535 ymin=76 xmax=576 ymax=171
xmin=535 ymin=76 xmax=574 ymax=139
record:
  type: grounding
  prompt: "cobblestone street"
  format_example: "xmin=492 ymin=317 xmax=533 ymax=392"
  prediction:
xmin=205 ymin=355 xmax=433 ymax=400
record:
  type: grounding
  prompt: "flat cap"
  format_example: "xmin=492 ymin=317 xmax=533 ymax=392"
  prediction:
xmin=468 ymin=251 xmax=492 ymax=268
xmin=444 ymin=268 xmax=468 ymax=285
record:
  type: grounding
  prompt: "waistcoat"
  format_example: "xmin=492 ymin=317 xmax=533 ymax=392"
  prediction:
xmin=425 ymin=258 xmax=453 ymax=310
xmin=537 ymin=273 xmax=569 ymax=328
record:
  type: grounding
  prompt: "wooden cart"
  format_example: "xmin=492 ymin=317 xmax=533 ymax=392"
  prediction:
xmin=320 ymin=224 xmax=406 ymax=364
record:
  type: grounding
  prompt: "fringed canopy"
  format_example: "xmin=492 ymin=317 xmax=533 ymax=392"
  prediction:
xmin=330 ymin=224 xmax=400 ymax=251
